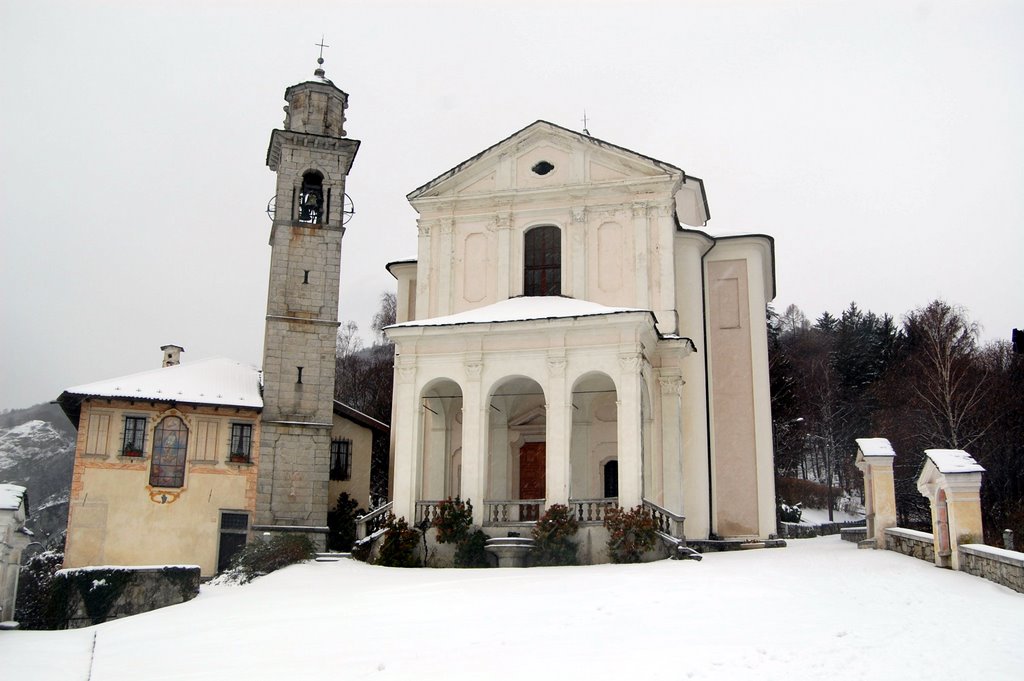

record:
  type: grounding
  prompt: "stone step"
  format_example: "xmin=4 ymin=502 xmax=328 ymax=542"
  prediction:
xmin=314 ymin=552 xmax=351 ymax=562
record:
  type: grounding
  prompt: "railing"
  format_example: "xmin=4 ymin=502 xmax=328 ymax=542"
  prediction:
xmin=483 ymin=499 xmax=545 ymax=525
xmin=355 ymin=500 xmax=393 ymax=541
xmin=415 ymin=500 xmax=444 ymax=525
xmin=643 ymin=499 xmax=686 ymax=541
xmin=570 ymin=498 xmax=618 ymax=524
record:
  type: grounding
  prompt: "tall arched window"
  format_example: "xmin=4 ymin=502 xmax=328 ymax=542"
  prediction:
xmin=150 ymin=416 xmax=188 ymax=488
xmin=524 ymin=225 xmax=561 ymax=296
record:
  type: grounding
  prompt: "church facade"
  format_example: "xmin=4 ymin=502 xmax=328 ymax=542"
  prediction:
xmin=386 ymin=121 xmax=776 ymax=542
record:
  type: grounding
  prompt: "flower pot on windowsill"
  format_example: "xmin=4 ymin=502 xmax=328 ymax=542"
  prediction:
xmin=228 ymin=454 xmax=250 ymax=464
xmin=123 ymin=449 xmax=143 ymax=458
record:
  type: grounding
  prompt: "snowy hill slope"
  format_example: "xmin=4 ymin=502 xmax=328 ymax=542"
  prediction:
xmin=0 ymin=403 xmax=76 ymax=544
xmin=2 ymin=536 xmax=1021 ymax=680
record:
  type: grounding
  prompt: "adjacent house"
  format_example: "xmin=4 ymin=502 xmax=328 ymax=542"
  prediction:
xmin=1 ymin=483 xmax=30 ymax=622
xmin=57 ymin=348 xmax=386 ymax=577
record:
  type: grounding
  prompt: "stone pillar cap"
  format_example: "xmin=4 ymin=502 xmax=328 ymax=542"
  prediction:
xmin=923 ymin=449 xmax=984 ymax=474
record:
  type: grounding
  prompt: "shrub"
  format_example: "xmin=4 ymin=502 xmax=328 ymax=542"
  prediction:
xmin=376 ymin=514 xmax=422 ymax=568
xmin=604 ymin=505 xmax=658 ymax=563
xmin=454 ymin=529 xmax=491 ymax=568
xmin=776 ymin=477 xmax=843 ymax=510
xmin=530 ymin=504 xmax=579 ymax=566
xmin=228 ymin=533 xmax=317 ymax=583
xmin=431 ymin=497 xmax=473 ymax=545
xmin=15 ymin=548 xmax=64 ymax=629
xmin=327 ymin=492 xmax=365 ymax=552
xmin=778 ymin=501 xmax=802 ymax=523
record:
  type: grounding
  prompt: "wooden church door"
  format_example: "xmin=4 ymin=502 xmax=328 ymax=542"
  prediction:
xmin=519 ymin=443 xmax=545 ymax=521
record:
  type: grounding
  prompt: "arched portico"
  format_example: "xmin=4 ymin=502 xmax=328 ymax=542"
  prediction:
xmin=569 ymin=372 xmax=619 ymax=522
xmin=484 ymin=376 xmax=547 ymax=523
xmin=413 ymin=378 xmax=463 ymax=521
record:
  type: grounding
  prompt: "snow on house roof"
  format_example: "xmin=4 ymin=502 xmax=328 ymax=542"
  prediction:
xmin=387 ymin=296 xmax=649 ymax=329
xmin=62 ymin=358 xmax=263 ymax=409
xmin=856 ymin=438 xmax=895 ymax=457
xmin=923 ymin=449 xmax=985 ymax=474
xmin=0 ymin=483 xmax=27 ymax=511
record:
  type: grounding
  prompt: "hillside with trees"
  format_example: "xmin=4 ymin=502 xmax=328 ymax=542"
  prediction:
xmin=770 ymin=299 xmax=1023 ymax=545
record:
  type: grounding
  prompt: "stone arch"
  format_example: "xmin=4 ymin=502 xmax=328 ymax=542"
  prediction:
xmin=486 ymin=375 xmax=547 ymax=508
xmin=569 ymin=371 xmax=618 ymax=501
xmin=417 ymin=378 xmax=463 ymax=501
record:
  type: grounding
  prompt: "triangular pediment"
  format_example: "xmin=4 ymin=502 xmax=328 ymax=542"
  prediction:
xmin=407 ymin=120 xmax=683 ymax=202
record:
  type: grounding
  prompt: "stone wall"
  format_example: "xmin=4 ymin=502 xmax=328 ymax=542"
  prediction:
xmin=840 ymin=527 xmax=867 ymax=543
xmin=778 ymin=520 xmax=864 ymax=539
xmin=884 ymin=527 xmax=935 ymax=563
xmin=53 ymin=565 xmax=200 ymax=629
xmin=958 ymin=544 xmax=1024 ymax=594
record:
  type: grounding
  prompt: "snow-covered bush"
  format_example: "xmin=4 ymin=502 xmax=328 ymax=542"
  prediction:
xmin=327 ymin=492 xmax=365 ymax=552
xmin=779 ymin=501 xmax=802 ymax=523
xmin=530 ymin=504 xmax=579 ymax=566
xmin=454 ymin=529 xmax=491 ymax=568
xmin=604 ymin=505 xmax=658 ymax=563
xmin=376 ymin=514 xmax=421 ymax=568
xmin=431 ymin=496 xmax=473 ymax=545
xmin=226 ymin=533 xmax=317 ymax=583
xmin=15 ymin=548 xmax=64 ymax=629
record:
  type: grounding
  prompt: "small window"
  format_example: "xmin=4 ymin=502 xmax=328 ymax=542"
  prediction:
xmin=122 ymin=416 xmax=147 ymax=457
xmin=524 ymin=225 xmax=561 ymax=296
xmin=150 ymin=416 xmax=188 ymax=488
xmin=229 ymin=423 xmax=253 ymax=463
xmin=531 ymin=161 xmax=555 ymax=176
xmin=330 ymin=439 xmax=352 ymax=481
xmin=604 ymin=460 xmax=618 ymax=498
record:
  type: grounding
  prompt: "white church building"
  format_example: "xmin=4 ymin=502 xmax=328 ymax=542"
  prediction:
xmin=385 ymin=120 xmax=777 ymax=542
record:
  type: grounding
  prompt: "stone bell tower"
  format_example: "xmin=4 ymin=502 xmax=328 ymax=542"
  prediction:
xmin=255 ymin=54 xmax=360 ymax=542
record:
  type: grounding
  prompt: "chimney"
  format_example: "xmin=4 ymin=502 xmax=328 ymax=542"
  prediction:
xmin=161 ymin=344 xmax=184 ymax=367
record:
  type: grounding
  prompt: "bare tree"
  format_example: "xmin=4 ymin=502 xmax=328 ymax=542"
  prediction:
xmin=903 ymin=300 xmax=993 ymax=450
xmin=371 ymin=292 xmax=397 ymax=346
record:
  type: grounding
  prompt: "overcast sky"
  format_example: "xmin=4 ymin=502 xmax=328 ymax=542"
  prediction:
xmin=1 ymin=0 xmax=1022 ymax=411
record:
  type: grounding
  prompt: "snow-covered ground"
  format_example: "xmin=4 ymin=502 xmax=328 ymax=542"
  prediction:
xmin=2 ymin=535 xmax=1021 ymax=680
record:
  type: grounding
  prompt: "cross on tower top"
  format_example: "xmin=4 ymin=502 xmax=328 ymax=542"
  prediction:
xmin=581 ymin=110 xmax=591 ymax=136
xmin=314 ymin=36 xmax=330 ymax=77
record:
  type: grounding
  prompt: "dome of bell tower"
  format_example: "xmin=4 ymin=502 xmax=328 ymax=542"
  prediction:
xmin=281 ymin=57 xmax=348 ymax=138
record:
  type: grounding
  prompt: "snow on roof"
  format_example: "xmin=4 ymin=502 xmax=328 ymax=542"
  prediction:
xmin=856 ymin=438 xmax=895 ymax=457
xmin=63 ymin=358 xmax=262 ymax=409
xmin=388 ymin=296 xmax=649 ymax=329
xmin=923 ymin=449 xmax=985 ymax=474
xmin=0 ymin=483 xmax=27 ymax=511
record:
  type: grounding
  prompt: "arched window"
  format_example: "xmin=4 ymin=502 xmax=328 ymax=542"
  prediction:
xmin=150 ymin=416 xmax=188 ymax=488
xmin=298 ymin=170 xmax=325 ymax=224
xmin=603 ymin=460 xmax=619 ymax=498
xmin=523 ymin=225 xmax=561 ymax=296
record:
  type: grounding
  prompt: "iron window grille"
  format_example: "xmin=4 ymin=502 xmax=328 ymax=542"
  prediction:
xmin=122 ymin=416 xmax=147 ymax=456
xmin=330 ymin=439 xmax=352 ymax=481
xmin=229 ymin=423 xmax=253 ymax=462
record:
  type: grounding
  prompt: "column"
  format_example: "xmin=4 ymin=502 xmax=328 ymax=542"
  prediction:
xmin=632 ymin=202 xmax=650 ymax=310
xmin=659 ymin=372 xmax=685 ymax=514
xmin=617 ymin=351 xmax=644 ymax=508
xmin=415 ymin=219 xmax=432 ymax=319
xmin=391 ymin=359 xmax=418 ymax=521
xmin=545 ymin=355 xmax=571 ymax=508
xmin=496 ymin=212 xmax=512 ymax=299
xmin=460 ymin=359 xmax=486 ymax=525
